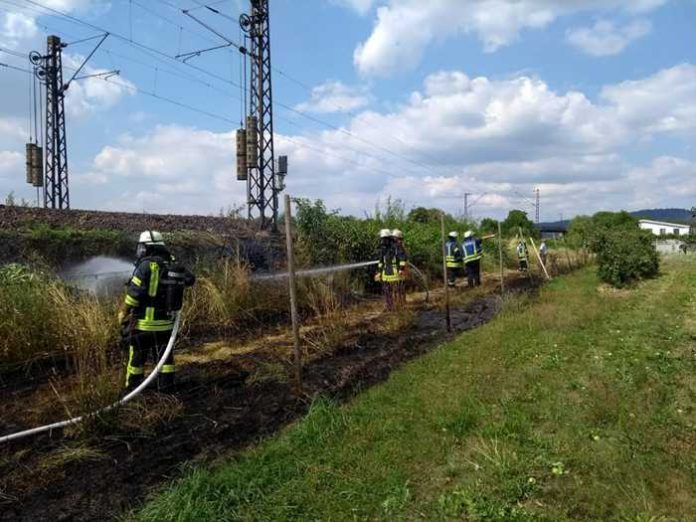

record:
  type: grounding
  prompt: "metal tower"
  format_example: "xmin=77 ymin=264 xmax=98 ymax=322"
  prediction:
xmin=534 ymin=188 xmax=540 ymax=224
xmin=240 ymin=0 xmax=279 ymax=230
xmin=32 ymin=36 xmax=69 ymax=210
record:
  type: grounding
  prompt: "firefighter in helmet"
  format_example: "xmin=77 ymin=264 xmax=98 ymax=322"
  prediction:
xmin=375 ymin=228 xmax=400 ymax=311
xmin=119 ymin=231 xmax=195 ymax=392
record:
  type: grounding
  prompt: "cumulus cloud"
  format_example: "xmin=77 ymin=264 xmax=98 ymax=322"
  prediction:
xmin=82 ymin=63 xmax=695 ymax=217
xmin=600 ymin=63 xmax=696 ymax=134
xmin=353 ymin=0 xmax=668 ymax=75
xmin=0 ymin=12 xmax=38 ymax=49
xmin=566 ymin=19 xmax=651 ymax=56
xmin=62 ymin=54 xmax=136 ymax=118
xmin=295 ymin=81 xmax=370 ymax=113
xmin=85 ymin=125 xmax=246 ymax=214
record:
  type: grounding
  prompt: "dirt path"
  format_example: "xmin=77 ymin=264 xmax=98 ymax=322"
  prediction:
xmin=0 ymin=277 xmax=537 ymax=521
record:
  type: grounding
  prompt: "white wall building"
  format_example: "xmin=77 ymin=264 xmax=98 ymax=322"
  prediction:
xmin=638 ymin=219 xmax=691 ymax=237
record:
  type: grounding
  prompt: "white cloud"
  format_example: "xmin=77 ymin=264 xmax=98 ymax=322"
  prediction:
xmin=566 ymin=19 xmax=651 ymax=56
xmin=353 ymin=0 xmax=668 ymax=75
xmin=86 ymin=125 xmax=245 ymax=214
xmin=330 ymin=0 xmax=375 ymax=15
xmin=295 ymin=81 xmax=370 ymax=113
xmin=81 ymin=64 xmax=695 ymax=218
xmin=0 ymin=150 xmax=23 ymax=179
xmin=601 ymin=63 xmax=696 ymax=135
xmin=62 ymin=54 xmax=136 ymax=118
xmin=0 ymin=12 xmax=38 ymax=49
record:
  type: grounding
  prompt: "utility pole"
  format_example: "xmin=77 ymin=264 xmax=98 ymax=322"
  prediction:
xmin=238 ymin=0 xmax=284 ymax=231
xmin=30 ymin=33 xmax=111 ymax=210
xmin=32 ymin=36 xmax=68 ymax=210
xmin=464 ymin=192 xmax=472 ymax=221
xmin=534 ymin=188 xmax=540 ymax=224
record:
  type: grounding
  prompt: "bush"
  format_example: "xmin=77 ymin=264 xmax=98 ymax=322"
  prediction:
xmin=596 ymin=228 xmax=659 ymax=287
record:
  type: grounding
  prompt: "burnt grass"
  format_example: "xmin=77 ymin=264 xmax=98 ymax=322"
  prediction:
xmin=0 ymin=277 xmax=538 ymax=522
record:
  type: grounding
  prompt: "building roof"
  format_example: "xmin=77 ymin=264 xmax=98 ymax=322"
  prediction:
xmin=638 ymin=219 xmax=691 ymax=228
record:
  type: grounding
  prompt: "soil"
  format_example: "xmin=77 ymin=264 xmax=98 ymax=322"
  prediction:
xmin=0 ymin=277 xmax=538 ymax=522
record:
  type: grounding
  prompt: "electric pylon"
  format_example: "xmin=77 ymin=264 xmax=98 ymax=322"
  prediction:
xmin=239 ymin=0 xmax=284 ymax=230
xmin=32 ymin=36 xmax=69 ymax=209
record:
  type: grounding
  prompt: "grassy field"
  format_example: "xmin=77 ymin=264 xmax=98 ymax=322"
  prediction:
xmin=131 ymin=257 xmax=694 ymax=520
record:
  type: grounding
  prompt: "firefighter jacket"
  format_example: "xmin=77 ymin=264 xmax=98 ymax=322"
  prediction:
xmin=377 ymin=243 xmax=402 ymax=283
xmin=462 ymin=237 xmax=483 ymax=264
xmin=124 ymin=252 xmax=195 ymax=332
xmin=445 ymin=238 xmax=463 ymax=268
xmin=516 ymin=242 xmax=528 ymax=260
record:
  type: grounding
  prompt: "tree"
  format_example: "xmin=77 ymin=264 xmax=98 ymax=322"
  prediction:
xmin=479 ymin=217 xmax=499 ymax=235
xmin=501 ymin=210 xmax=537 ymax=238
xmin=407 ymin=207 xmax=443 ymax=224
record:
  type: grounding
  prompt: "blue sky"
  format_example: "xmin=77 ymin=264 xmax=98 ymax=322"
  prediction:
xmin=0 ymin=0 xmax=694 ymax=220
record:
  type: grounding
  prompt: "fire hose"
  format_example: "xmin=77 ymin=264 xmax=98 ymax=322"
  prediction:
xmin=0 ymin=312 xmax=181 ymax=445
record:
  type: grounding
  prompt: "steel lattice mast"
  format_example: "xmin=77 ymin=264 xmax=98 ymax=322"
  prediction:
xmin=241 ymin=0 xmax=278 ymax=230
xmin=37 ymin=36 xmax=70 ymax=210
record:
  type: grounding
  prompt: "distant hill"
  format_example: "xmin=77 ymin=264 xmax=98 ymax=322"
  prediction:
xmin=537 ymin=208 xmax=694 ymax=232
xmin=630 ymin=208 xmax=694 ymax=224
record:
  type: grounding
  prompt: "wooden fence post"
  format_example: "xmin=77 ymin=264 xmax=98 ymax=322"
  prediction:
xmin=440 ymin=213 xmax=451 ymax=332
xmin=498 ymin=221 xmax=505 ymax=294
xmin=529 ymin=237 xmax=551 ymax=281
xmin=284 ymin=194 xmax=303 ymax=392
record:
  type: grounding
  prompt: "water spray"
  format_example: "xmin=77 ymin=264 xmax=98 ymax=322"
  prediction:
xmin=0 ymin=313 xmax=182 ymax=445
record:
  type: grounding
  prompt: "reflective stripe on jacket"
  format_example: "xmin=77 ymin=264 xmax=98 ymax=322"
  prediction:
xmin=517 ymin=244 xmax=528 ymax=260
xmin=377 ymin=244 xmax=401 ymax=283
xmin=445 ymin=239 xmax=463 ymax=268
xmin=462 ymin=238 xmax=482 ymax=263
xmin=125 ymin=255 xmax=174 ymax=332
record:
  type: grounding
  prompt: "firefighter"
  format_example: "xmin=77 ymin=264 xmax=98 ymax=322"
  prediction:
xmin=375 ymin=228 xmax=400 ymax=311
xmin=119 ymin=231 xmax=195 ymax=392
xmin=462 ymin=230 xmax=483 ymax=287
xmin=445 ymin=231 xmax=463 ymax=287
xmin=517 ymin=239 xmax=529 ymax=272
xmin=392 ymin=229 xmax=409 ymax=305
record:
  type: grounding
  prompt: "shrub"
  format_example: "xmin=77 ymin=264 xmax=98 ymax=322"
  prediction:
xmin=596 ymin=228 xmax=659 ymax=287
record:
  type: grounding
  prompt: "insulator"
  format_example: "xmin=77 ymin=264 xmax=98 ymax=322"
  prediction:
xmin=246 ymin=116 xmax=258 ymax=167
xmin=25 ymin=143 xmax=34 ymax=184
xmin=278 ymin=155 xmax=288 ymax=174
xmin=31 ymin=146 xmax=43 ymax=187
xmin=236 ymin=128 xmax=248 ymax=181
xmin=275 ymin=173 xmax=286 ymax=192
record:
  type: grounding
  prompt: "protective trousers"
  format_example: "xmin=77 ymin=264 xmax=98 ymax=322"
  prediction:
xmin=447 ymin=267 xmax=459 ymax=287
xmin=383 ymin=281 xmax=396 ymax=311
xmin=125 ymin=329 xmax=175 ymax=392
xmin=465 ymin=259 xmax=481 ymax=288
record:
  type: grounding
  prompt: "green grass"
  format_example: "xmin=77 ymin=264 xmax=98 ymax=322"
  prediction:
xmin=133 ymin=257 xmax=696 ymax=521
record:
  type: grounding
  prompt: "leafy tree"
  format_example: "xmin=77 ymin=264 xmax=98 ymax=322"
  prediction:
xmin=501 ymin=210 xmax=537 ymax=238
xmin=408 ymin=207 xmax=442 ymax=224
xmin=479 ymin=218 xmax=499 ymax=236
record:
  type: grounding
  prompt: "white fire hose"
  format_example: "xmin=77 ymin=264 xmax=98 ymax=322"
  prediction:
xmin=0 ymin=312 xmax=181 ymax=445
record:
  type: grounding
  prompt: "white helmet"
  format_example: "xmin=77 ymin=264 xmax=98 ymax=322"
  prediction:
xmin=448 ymin=231 xmax=458 ymax=239
xmin=379 ymin=228 xmax=392 ymax=239
xmin=138 ymin=230 xmax=165 ymax=246
xmin=464 ymin=230 xmax=473 ymax=239
xmin=392 ymin=229 xmax=403 ymax=239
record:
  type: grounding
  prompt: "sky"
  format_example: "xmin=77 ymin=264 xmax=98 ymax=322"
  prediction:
xmin=0 ymin=0 xmax=694 ymax=221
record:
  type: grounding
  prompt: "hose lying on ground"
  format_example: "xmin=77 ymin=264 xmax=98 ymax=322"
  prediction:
xmin=0 ymin=312 xmax=182 ymax=445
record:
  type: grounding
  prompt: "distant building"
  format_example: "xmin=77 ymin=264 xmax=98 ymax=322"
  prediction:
xmin=638 ymin=219 xmax=690 ymax=237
